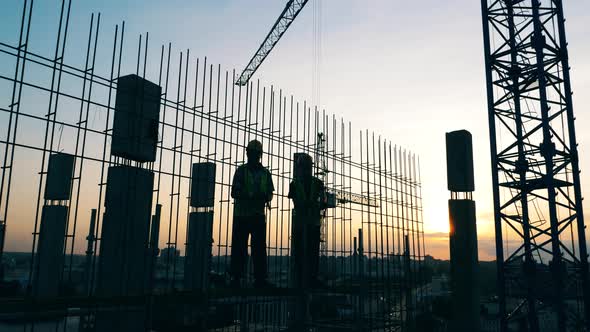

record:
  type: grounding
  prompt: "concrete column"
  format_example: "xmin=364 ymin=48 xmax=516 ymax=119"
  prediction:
xmin=184 ymin=211 xmax=213 ymax=290
xmin=184 ymin=162 xmax=216 ymax=292
xmin=95 ymin=165 xmax=154 ymax=332
xmin=34 ymin=205 xmax=68 ymax=297
xmin=449 ymin=199 xmax=479 ymax=331
xmin=34 ymin=152 xmax=74 ymax=297
xmin=446 ymin=130 xmax=480 ymax=332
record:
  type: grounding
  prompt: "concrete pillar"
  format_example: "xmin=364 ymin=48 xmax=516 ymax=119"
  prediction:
xmin=184 ymin=162 xmax=216 ymax=292
xmin=34 ymin=152 xmax=74 ymax=297
xmin=190 ymin=162 xmax=216 ymax=208
xmin=44 ymin=153 xmax=75 ymax=201
xmin=111 ymin=74 xmax=161 ymax=162
xmin=446 ymin=130 xmax=480 ymax=332
xmin=178 ymin=163 xmax=216 ymax=328
xmin=94 ymin=74 xmax=161 ymax=332
xmin=449 ymin=199 xmax=479 ymax=331
xmin=95 ymin=165 xmax=154 ymax=332
xmin=184 ymin=211 xmax=213 ymax=290
xmin=34 ymin=205 xmax=68 ymax=297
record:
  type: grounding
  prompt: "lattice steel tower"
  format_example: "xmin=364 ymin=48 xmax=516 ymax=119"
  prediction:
xmin=481 ymin=0 xmax=589 ymax=331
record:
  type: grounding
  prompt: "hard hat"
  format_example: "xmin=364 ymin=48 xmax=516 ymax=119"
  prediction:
xmin=294 ymin=153 xmax=312 ymax=166
xmin=294 ymin=153 xmax=313 ymax=176
xmin=247 ymin=139 xmax=263 ymax=153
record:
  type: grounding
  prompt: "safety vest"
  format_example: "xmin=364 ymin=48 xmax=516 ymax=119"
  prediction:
xmin=244 ymin=167 xmax=268 ymax=197
xmin=234 ymin=166 xmax=270 ymax=217
xmin=292 ymin=177 xmax=323 ymax=225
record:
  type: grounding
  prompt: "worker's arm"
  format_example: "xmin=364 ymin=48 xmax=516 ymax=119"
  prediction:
xmin=265 ymin=170 xmax=275 ymax=203
xmin=318 ymin=179 xmax=327 ymax=210
xmin=231 ymin=167 xmax=244 ymax=199
xmin=287 ymin=181 xmax=299 ymax=209
xmin=287 ymin=181 xmax=295 ymax=200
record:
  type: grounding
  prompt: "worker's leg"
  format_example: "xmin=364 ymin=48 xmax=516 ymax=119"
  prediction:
xmin=250 ymin=215 xmax=268 ymax=282
xmin=229 ymin=216 xmax=249 ymax=280
xmin=290 ymin=216 xmax=304 ymax=288
xmin=308 ymin=225 xmax=321 ymax=284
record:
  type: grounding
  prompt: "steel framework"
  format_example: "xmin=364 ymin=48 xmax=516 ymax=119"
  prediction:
xmin=481 ymin=0 xmax=589 ymax=330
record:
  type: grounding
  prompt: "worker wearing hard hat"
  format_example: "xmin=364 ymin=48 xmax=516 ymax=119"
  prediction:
xmin=288 ymin=153 xmax=326 ymax=288
xmin=230 ymin=139 xmax=275 ymax=288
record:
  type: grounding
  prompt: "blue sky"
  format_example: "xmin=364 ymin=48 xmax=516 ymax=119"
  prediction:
xmin=1 ymin=0 xmax=589 ymax=259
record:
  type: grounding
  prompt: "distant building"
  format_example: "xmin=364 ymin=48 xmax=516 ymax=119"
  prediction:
xmin=429 ymin=276 xmax=450 ymax=297
xmin=160 ymin=247 xmax=180 ymax=260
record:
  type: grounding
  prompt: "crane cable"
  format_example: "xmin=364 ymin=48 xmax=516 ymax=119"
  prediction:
xmin=312 ymin=0 xmax=322 ymax=107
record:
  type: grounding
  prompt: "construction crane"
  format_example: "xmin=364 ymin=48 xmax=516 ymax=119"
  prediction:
xmin=326 ymin=188 xmax=378 ymax=208
xmin=314 ymin=133 xmax=330 ymax=252
xmin=239 ymin=1 xmax=377 ymax=251
xmin=482 ymin=0 xmax=590 ymax=330
xmin=315 ymin=134 xmax=378 ymax=208
xmin=315 ymin=132 xmax=379 ymax=255
xmin=236 ymin=0 xmax=310 ymax=86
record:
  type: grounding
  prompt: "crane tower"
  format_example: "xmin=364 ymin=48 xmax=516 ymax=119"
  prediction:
xmin=481 ymin=0 xmax=589 ymax=330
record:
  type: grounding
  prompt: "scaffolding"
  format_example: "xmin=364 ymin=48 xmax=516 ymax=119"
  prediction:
xmin=0 ymin=1 xmax=428 ymax=331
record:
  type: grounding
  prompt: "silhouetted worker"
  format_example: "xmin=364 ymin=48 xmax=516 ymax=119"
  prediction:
xmin=288 ymin=153 xmax=325 ymax=288
xmin=230 ymin=139 xmax=274 ymax=288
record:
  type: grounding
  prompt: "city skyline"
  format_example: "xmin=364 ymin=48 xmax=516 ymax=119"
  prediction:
xmin=1 ymin=0 xmax=589 ymax=261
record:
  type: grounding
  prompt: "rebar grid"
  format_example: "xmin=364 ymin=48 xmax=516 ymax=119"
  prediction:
xmin=0 ymin=1 xmax=428 ymax=331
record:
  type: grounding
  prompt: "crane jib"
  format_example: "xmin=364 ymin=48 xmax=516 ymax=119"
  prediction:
xmin=236 ymin=0 xmax=310 ymax=86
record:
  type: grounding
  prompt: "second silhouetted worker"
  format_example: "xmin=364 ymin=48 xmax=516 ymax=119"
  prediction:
xmin=288 ymin=153 xmax=325 ymax=288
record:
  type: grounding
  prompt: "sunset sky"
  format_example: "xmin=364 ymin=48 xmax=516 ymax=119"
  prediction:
xmin=1 ymin=0 xmax=589 ymax=260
